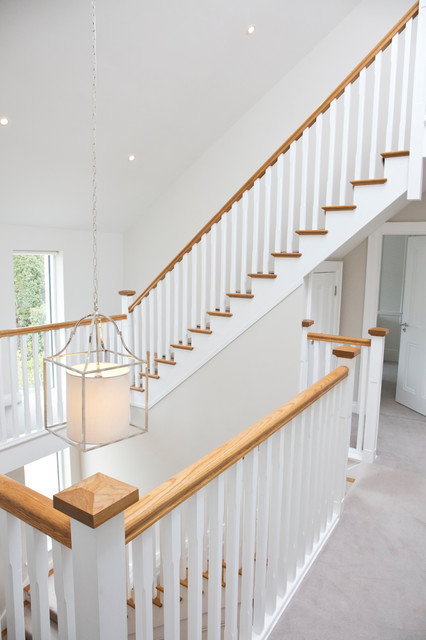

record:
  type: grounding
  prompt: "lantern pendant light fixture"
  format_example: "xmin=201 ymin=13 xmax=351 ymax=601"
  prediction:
xmin=43 ymin=0 xmax=148 ymax=451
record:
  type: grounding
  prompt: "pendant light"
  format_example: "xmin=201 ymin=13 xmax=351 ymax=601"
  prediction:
xmin=43 ymin=0 xmax=148 ymax=451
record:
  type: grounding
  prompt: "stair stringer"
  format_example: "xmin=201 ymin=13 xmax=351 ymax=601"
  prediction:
xmin=133 ymin=155 xmax=410 ymax=409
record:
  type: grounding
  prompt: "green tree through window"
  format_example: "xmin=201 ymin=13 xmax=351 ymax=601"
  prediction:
xmin=13 ymin=254 xmax=46 ymax=328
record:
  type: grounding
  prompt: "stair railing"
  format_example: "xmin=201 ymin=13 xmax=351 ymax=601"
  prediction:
xmin=0 ymin=353 xmax=358 ymax=640
xmin=126 ymin=4 xmax=419 ymax=385
xmin=303 ymin=326 xmax=389 ymax=463
xmin=0 ymin=314 xmax=126 ymax=451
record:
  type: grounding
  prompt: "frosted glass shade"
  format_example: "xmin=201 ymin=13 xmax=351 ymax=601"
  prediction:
xmin=66 ymin=362 xmax=130 ymax=444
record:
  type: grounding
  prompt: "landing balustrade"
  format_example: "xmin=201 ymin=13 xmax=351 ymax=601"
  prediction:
xmin=0 ymin=351 xmax=358 ymax=640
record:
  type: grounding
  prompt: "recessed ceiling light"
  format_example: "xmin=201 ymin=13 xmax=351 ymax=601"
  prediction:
xmin=247 ymin=24 xmax=255 ymax=36
xmin=0 ymin=117 xmax=9 ymax=126
xmin=128 ymin=154 xmax=136 ymax=162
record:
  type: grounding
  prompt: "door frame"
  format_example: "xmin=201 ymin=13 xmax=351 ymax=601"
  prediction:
xmin=362 ymin=221 xmax=426 ymax=337
xmin=305 ymin=260 xmax=343 ymax=334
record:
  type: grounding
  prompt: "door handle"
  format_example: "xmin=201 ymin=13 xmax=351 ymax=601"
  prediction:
xmin=400 ymin=322 xmax=409 ymax=332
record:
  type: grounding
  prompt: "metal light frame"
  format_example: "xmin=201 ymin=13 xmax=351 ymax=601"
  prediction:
xmin=44 ymin=312 xmax=148 ymax=452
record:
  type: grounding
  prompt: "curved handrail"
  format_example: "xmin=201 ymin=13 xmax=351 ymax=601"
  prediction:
xmin=308 ymin=332 xmax=372 ymax=347
xmin=0 ymin=314 xmax=127 ymax=339
xmin=0 ymin=474 xmax=72 ymax=548
xmin=124 ymin=365 xmax=348 ymax=542
xmin=129 ymin=2 xmax=418 ymax=313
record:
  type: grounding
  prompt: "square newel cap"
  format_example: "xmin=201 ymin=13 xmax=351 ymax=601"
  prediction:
xmin=332 ymin=345 xmax=361 ymax=359
xmin=368 ymin=327 xmax=390 ymax=337
xmin=53 ymin=472 xmax=139 ymax=529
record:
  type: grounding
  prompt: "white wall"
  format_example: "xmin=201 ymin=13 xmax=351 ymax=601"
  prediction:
xmin=81 ymin=286 xmax=303 ymax=493
xmin=123 ymin=0 xmax=414 ymax=293
xmin=0 ymin=224 xmax=124 ymax=331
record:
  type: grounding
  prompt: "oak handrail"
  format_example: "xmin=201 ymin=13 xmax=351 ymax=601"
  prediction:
xmin=308 ymin=332 xmax=372 ymax=347
xmin=129 ymin=2 xmax=418 ymax=313
xmin=124 ymin=366 xmax=348 ymax=542
xmin=0 ymin=314 xmax=127 ymax=339
xmin=0 ymin=474 xmax=72 ymax=548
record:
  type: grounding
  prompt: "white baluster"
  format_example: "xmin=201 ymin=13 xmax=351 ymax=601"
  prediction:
xmin=262 ymin=167 xmax=272 ymax=274
xmin=149 ymin=293 xmax=155 ymax=372
xmin=0 ymin=510 xmax=26 ymax=638
xmin=251 ymin=180 xmax=260 ymax=273
xmin=230 ymin=202 xmax=238 ymax=293
xmin=156 ymin=281 xmax=164 ymax=359
xmin=133 ymin=528 xmax=154 ymax=640
xmin=368 ymin=51 xmax=382 ymax=179
xmin=173 ymin=262 xmax=181 ymax=345
xmin=277 ymin=421 xmax=294 ymax=596
xmin=141 ymin=298 xmax=148 ymax=363
xmin=240 ymin=191 xmax=249 ymax=293
xmin=299 ymin=128 xmax=309 ymax=230
xmin=286 ymin=142 xmax=296 ymax=252
xmin=210 ymin=223 xmax=217 ymax=311
xmin=207 ymin=475 xmax=224 ymax=640
xmin=312 ymin=114 xmax=323 ymax=230
xmin=239 ymin=449 xmax=258 ymax=637
xmin=52 ymin=540 xmax=76 ymax=640
xmin=287 ymin=415 xmax=303 ymax=584
xmin=224 ymin=460 xmax=243 ymax=640
xmin=339 ymin=83 xmax=352 ymax=205
xmin=32 ymin=332 xmax=43 ymax=427
xmin=187 ymin=490 xmax=204 ymax=640
xmin=182 ymin=253 xmax=189 ymax=341
xmin=200 ymin=235 xmax=207 ymax=329
xmin=253 ymin=439 xmax=272 ymax=634
xmin=386 ymin=34 xmax=399 ymax=152
xmin=8 ymin=336 xmax=19 ymax=436
xmin=54 ymin=330 xmax=64 ymax=424
xmin=266 ymin=429 xmax=285 ymax=614
xmin=297 ymin=409 xmax=312 ymax=567
xmin=26 ymin=524 xmax=51 ymax=640
xmin=20 ymin=334 xmax=31 ymax=433
xmin=43 ymin=332 xmax=53 ymax=427
xmin=274 ymin=154 xmax=284 ymax=252
xmin=165 ymin=272 xmax=171 ymax=358
xmin=356 ymin=345 xmax=369 ymax=452
xmin=354 ymin=68 xmax=366 ymax=179
xmin=161 ymin=508 xmax=181 ymax=640
xmin=219 ymin=213 xmax=228 ymax=308
xmin=190 ymin=244 xmax=199 ymax=330
xmin=305 ymin=401 xmax=319 ymax=556
xmin=364 ymin=330 xmax=387 ymax=463
xmin=399 ymin=19 xmax=413 ymax=149
xmin=326 ymin=99 xmax=337 ymax=205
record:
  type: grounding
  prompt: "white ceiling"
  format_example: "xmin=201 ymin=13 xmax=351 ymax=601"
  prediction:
xmin=0 ymin=0 xmax=362 ymax=233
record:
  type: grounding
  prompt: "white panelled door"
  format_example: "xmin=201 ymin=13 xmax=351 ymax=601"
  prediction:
xmin=396 ymin=236 xmax=426 ymax=416
xmin=309 ymin=262 xmax=342 ymax=334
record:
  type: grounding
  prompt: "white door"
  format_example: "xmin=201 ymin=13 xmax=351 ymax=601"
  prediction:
xmin=396 ymin=236 xmax=426 ymax=415
xmin=309 ymin=262 xmax=342 ymax=334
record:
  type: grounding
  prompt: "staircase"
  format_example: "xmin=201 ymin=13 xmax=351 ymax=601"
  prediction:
xmin=123 ymin=2 xmax=425 ymax=409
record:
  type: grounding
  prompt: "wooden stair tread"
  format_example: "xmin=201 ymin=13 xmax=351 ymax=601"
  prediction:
xmin=188 ymin=327 xmax=212 ymax=334
xmin=248 ymin=273 xmax=277 ymax=279
xmin=350 ymin=178 xmax=387 ymax=186
xmin=207 ymin=311 xmax=233 ymax=317
xmin=131 ymin=385 xmax=145 ymax=392
xmin=154 ymin=358 xmax=177 ymax=365
xmin=321 ymin=205 xmax=357 ymax=211
xmin=295 ymin=230 xmax=328 ymax=235
xmin=271 ymin=252 xmax=302 ymax=258
xmin=381 ymin=150 xmax=409 ymax=158
xmin=171 ymin=343 xmax=193 ymax=350
xmin=140 ymin=372 xmax=160 ymax=379
xmin=227 ymin=292 xmax=254 ymax=299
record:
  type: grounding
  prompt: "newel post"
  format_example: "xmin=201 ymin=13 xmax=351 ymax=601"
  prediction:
xmin=363 ymin=327 xmax=389 ymax=463
xmin=299 ymin=319 xmax=314 ymax=391
xmin=408 ymin=0 xmax=426 ymax=199
xmin=54 ymin=473 xmax=139 ymax=640
xmin=332 ymin=345 xmax=360 ymax=514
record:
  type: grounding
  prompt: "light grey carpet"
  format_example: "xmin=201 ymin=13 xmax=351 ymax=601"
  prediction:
xmin=269 ymin=363 xmax=426 ymax=640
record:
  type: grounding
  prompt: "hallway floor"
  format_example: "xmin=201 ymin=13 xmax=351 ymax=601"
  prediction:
xmin=269 ymin=363 xmax=426 ymax=640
